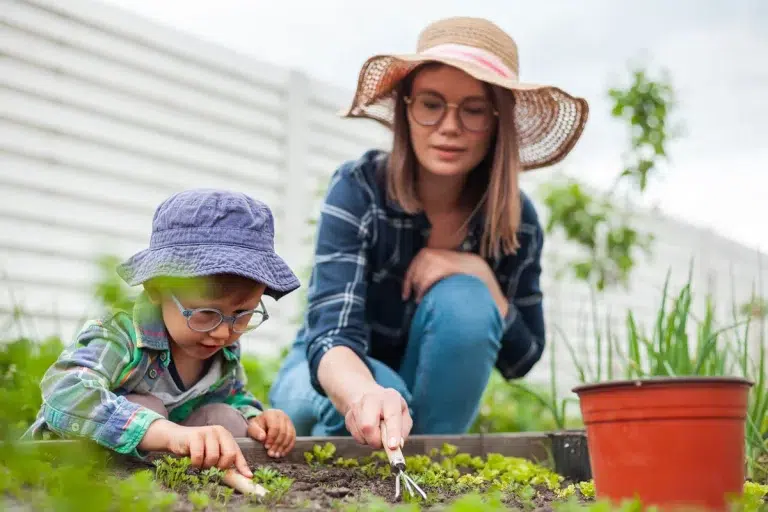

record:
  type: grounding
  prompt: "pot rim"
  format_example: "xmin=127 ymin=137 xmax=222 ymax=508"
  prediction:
xmin=572 ymin=375 xmax=754 ymax=394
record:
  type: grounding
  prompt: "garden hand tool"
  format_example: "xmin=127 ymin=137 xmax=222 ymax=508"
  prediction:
xmin=380 ymin=421 xmax=427 ymax=501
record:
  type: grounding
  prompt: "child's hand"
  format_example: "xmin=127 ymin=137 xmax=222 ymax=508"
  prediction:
xmin=163 ymin=422 xmax=252 ymax=478
xmin=246 ymin=409 xmax=296 ymax=458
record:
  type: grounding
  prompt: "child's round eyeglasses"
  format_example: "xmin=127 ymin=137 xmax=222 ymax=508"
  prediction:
xmin=171 ymin=294 xmax=269 ymax=333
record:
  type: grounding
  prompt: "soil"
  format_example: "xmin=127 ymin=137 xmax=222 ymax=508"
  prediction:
xmin=159 ymin=461 xmax=587 ymax=511
xmin=252 ymin=463 xmax=403 ymax=510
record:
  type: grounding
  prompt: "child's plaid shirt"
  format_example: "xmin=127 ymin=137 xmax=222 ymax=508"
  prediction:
xmin=22 ymin=292 xmax=263 ymax=457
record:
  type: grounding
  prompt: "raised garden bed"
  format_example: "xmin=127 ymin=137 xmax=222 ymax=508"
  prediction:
xmin=164 ymin=432 xmax=590 ymax=510
xmin=125 ymin=432 xmax=596 ymax=511
xmin=3 ymin=432 xmax=766 ymax=511
xmin=2 ymin=432 xmax=595 ymax=511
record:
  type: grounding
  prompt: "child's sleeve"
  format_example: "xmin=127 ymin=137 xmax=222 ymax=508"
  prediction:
xmin=38 ymin=315 xmax=165 ymax=457
xmin=224 ymin=363 xmax=263 ymax=420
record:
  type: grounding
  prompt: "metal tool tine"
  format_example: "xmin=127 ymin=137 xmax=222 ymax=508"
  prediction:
xmin=395 ymin=470 xmax=401 ymax=499
xmin=402 ymin=471 xmax=427 ymax=500
xmin=402 ymin=471 xmax=414 ymax=498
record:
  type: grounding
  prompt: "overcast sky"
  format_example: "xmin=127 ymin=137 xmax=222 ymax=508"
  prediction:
xmin=100 ymin=0 xmax=768 ymax=253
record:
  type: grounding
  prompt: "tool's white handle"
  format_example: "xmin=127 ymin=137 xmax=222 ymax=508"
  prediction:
xmin=222 ymin=468 xmax=268 ymax=497
xmin=380 ymin=421 xmax=406 ymax=467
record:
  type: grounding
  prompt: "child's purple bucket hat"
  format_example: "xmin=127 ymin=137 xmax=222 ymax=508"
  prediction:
xmin=117 ymin=189 xmax=300 ymax=300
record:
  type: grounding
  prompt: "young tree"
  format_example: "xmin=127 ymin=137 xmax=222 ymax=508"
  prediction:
xmin=540 ymin=66 xmax=678 ymax=291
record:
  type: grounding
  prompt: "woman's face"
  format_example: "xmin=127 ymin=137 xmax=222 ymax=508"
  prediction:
xmin=407 ymin=65 xmax=497 ymax=178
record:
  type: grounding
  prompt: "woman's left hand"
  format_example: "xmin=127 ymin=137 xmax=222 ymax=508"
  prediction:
xmin=402 ymin=248 xmax=494 ymax=303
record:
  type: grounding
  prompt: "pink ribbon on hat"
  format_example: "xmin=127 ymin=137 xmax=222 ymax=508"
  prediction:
xmin=421 ymin=43 xmax=517 ymax=79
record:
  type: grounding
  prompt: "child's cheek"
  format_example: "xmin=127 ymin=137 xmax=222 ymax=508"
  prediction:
xmin=165 ymin=322 xmax=201 ymax=348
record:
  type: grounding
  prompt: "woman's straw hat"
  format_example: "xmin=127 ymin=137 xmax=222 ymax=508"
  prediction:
xmin=341 ymin=16 xmax=589 ymax=171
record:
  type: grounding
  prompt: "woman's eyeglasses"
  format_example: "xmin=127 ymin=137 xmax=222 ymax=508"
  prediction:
xmin=404 ymin=92 xmax=498 ymax=132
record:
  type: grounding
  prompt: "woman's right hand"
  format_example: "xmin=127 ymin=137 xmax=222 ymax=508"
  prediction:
xmin=344 ymin=385 xmax=412 ymax=450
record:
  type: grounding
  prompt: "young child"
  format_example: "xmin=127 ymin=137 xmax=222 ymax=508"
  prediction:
xmin=23 ymin=189 xmax=301 ymax=478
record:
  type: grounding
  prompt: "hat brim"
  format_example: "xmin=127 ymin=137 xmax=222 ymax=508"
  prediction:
xmin=116 ymin=245 xmax=300 ymax=301
xmin=340 ymin=53 xmax=589 ymax=171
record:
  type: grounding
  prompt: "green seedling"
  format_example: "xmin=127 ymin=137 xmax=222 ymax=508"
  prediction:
xmin=334 ymin=456 xmax=360 ymax=468
xmin=304 ymin=441 xmax=336 ymax=466
xmin=153 ymin=455 xmax=197 ymax=491
xmin=734 ymin=480 xmax=768 ymax=512
xmin=187 ymin=490 xmax=210 ymax=511
xmin=578 ymin=480 xmax=596 ymax=498
xmin=252 ymin=466 xmax=294 ymax=503
xmin=199 ymin=467 xmax=225 ymax=487
xmin=440 ymin=442 xmax=459 ymax=457
xmin=214 ymin=486 xmax=233 ymax=506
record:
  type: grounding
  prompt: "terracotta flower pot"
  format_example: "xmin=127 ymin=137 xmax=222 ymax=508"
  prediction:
xmin=573 ymin=376 xmax=753 ymax=511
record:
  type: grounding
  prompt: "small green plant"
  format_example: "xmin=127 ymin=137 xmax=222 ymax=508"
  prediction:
xmin=578 ymin=480 xmax=595 ymax=498
xmin=213 ymin=486 xmax=234 ymax=507
xmin=150 ymin=455 xmax=252 ymax=508
xmin=334 ymin=456 xmax=360 ymax=468
xmin=199 ymin=467 xmax=225 ymax=487
xmin=187 ymin=490 xmax=210 ymax=511
xmin=252 ymin=466 xmax=294 ymax=503
xmin=555 ymin=483 xmax=577 ymax=500
xmin=304 ymin=441 xmax=337 ymax=465
xmin=724 ymin=481 xmax=768 ymax=512
xmin=440 ymin=442 xmax=458 ymax=457
xmin=153 ymin=455 xmax=196 ymax=491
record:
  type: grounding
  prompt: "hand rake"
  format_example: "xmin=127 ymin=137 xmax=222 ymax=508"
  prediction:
xmin=379 ymin=421 xmax=427 ymax=501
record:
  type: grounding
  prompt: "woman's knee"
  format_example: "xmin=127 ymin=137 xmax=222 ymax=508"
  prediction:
xmin=182 ymin=403 xmax=248 ymax=438
xmin=413 ymin=273 xmax=504 ymax=348
xmin=124 ymin=393 xmax=169 ymax=418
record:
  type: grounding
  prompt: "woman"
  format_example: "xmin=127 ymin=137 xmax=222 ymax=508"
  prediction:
xmin=269 ymin=16 xmax=588 ymax=451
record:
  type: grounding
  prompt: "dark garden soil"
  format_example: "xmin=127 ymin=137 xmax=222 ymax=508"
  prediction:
xmin=267 ymin=463 xmax=407 ymax=509
xmin=143 ymin=460 xmax=591 ymax=511
xmin=143 ymin=464 xmax=581 ymax=511
xmin=258 ymin=463 xmax=576 ymax=511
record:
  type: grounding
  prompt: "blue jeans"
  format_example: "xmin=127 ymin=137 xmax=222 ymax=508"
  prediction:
xmin=268 ymin=274 xmax=504 ymax=436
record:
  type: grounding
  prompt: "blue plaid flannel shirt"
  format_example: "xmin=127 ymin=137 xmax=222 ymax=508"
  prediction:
xmin=297 ymin=149 xmax=546 ymax=395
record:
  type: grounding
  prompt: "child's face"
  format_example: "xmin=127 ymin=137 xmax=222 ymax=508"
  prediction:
xmin=157 ymin=282 xmax=267 ymax=360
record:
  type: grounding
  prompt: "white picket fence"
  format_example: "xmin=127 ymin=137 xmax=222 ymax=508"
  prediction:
xmin=1 ymin=0 xmax=765 ymax=397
